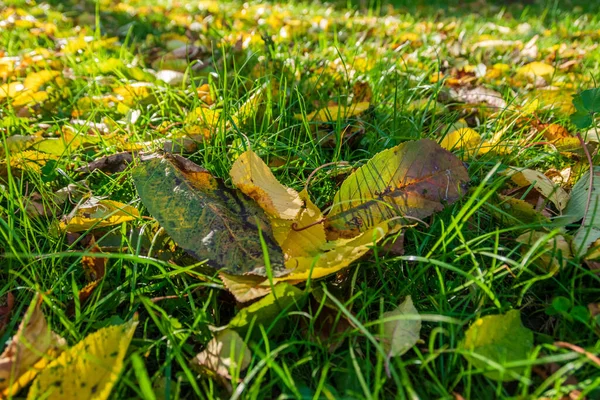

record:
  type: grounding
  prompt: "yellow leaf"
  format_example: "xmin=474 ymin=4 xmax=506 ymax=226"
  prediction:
xmin=516 ymin=61 xmax=555 ymax=83
xmin=297 ymin=102 xmax=370 ymax=122
xmin=490 ymin=195 xmax=549 ymax=226
xmin=270 ymin=189 xmax=326 ymax=258
xmin=219 ymin=273 xmax=274 ymax=303
xmin=185 ymin=107 xmax=221 ymax=128
xmin=59 ymin=199 xmax=139 ymax=232
xmin=23 ymin=70 xmax=60 ymax=92
xmin=27 ymin=319 xmax=138 ymax=400
xmin=439 ymin=128 xmax=481 ymax=156
xmin=230 ymin=150 xmax=303 ymax=220
xmin=507 ymin=168 xmax=570 ymax=211
xmin=275 ymin=222 xmax=388 ymax=282
xmin=0 ymin=295 xmax=65 ymax=398
xmin=4 ymin=150 xmax=59 ymax=173
xmin=0 ymin=82 xmax=25 ymax=100
xmin=11 ymin=91 xmax=49 ymax=108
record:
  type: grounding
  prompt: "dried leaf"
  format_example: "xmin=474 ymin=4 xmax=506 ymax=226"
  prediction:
xmin=76 ymin=152 xmax=133 ymax=174
xmin=27 ymin=318 xmax=137 ymax=400
xmin=230 ymin=150 xmax=303 ymax=220
xmin=191 ymin=329 xmax=251 ymax=379
xmin=326 ymin=139 xmax=469 ymax=238
xmin=133 ymin=154 xmax=286 ymax=277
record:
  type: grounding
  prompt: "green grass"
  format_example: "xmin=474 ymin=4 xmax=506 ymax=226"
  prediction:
xmin=1 ymin=0 xmax=600 ymax=398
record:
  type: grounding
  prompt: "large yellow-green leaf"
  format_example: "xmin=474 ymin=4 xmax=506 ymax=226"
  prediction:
xmin=326 ymin=139 xmax=469 ymax=238
xmin=133 ymin=154 xmax=286 ymax=277
xmin=460 ymin=310 xmax=533 ymax=382
xmin=27 ymin=319 xmax=137 ymax=400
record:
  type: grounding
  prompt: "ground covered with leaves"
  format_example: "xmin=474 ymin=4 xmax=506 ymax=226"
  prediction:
xmin=1 ymin=0 xmax=600 ymax=398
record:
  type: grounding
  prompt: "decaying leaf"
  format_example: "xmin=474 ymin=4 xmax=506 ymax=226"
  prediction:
xmin=507 ymin=168 xmax=570 ymax=211
xmin=326 ymin=139 xmax=469 ymax=238
xmin=0 ymin=295 xmax=65 ymax=398
xmin=191 ymin=329 xmax=251 ymax=379
xmin=516 ymin=231 xmax=572 ymax=273
xmin=60 ymin=198 xmax=139 ymax=233
xmin=460 ymin=310 xmax=534 ymax=382
xmin=230 ymin=150 xmax=303 ymax=220
xmin=379 ymin=296 xmax=421 ymax=358
xmin=219 ymin=273 xmax=278 ymax=303
xmin=133 ymin=154 xmax=286 ymax=277
xmin=27 ymin=318 xmax=138 ymax=400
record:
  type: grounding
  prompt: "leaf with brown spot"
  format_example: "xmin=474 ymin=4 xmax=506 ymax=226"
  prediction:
xmin=326 ymin=139 xmax=469 ymax=239
xmin=133 ymin=153 xmax=287 ymax=277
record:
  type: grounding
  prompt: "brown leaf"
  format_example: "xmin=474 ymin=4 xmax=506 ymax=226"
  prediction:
xmin=76 ymin=151 xmax=133 ymax=174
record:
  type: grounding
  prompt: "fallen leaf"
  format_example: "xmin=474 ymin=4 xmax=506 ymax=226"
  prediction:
xmin=306 ymin=288 xmax=353 ymax=353
xmin=76 ymin=152 xmax=134 ymax=174
xmin=326 ymin=139 xmax=469 ymax=239
xmin=133 ymin=154 xmax=287 ymax=277
xmin=27 ymin=318 xmax=138 ymax=400
xmin=228 ymin=283 xmax=306 ymax=337
xmin=379 ymin=296 xmax=421 ymax=358
xmin=297 ymin=102 xmax=370 ymax=122
xmin=0 ymin=295 xmax=65 ymax=398
xmin=60 ymin=198 xmax=139 ymax=233
xmin=440 ymin=127 xmax=481 ymax=156
xmin=270 ymin=189 xmax=327 ymax=258
xmin=507 ymin=168 xmax=570 ymax=211
xmin=278 ymin=223 xmax=388 ymax=282
xmin=191 ymin=329 xmax=251 ymax=379
xmin=490 ymin=195 xmax=550 ymax=226
xmin=516 ymin=231 xmax=572 ymax=273
xmin=557 ymin=167 xmax=600 ymax=227
xmin=517 ymin=61 xmax=555 ymax=84
xmin=460 ymin=310 xmax=534 ymax=381
xmin=219 ymin=273 xmax=276 ymax=303
xmin=446 ymin=87 xmax=507 ymax=110
xmin=230 ymin=150 xmax=303 ymax=220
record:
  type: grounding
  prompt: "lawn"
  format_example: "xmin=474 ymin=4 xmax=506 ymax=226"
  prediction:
xmin=1 ymin=0 xmax=599 ymax=398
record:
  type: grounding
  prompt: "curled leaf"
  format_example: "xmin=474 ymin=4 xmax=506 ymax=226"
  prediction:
xmin=507 ymin=168 xmax=570 ymax=211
